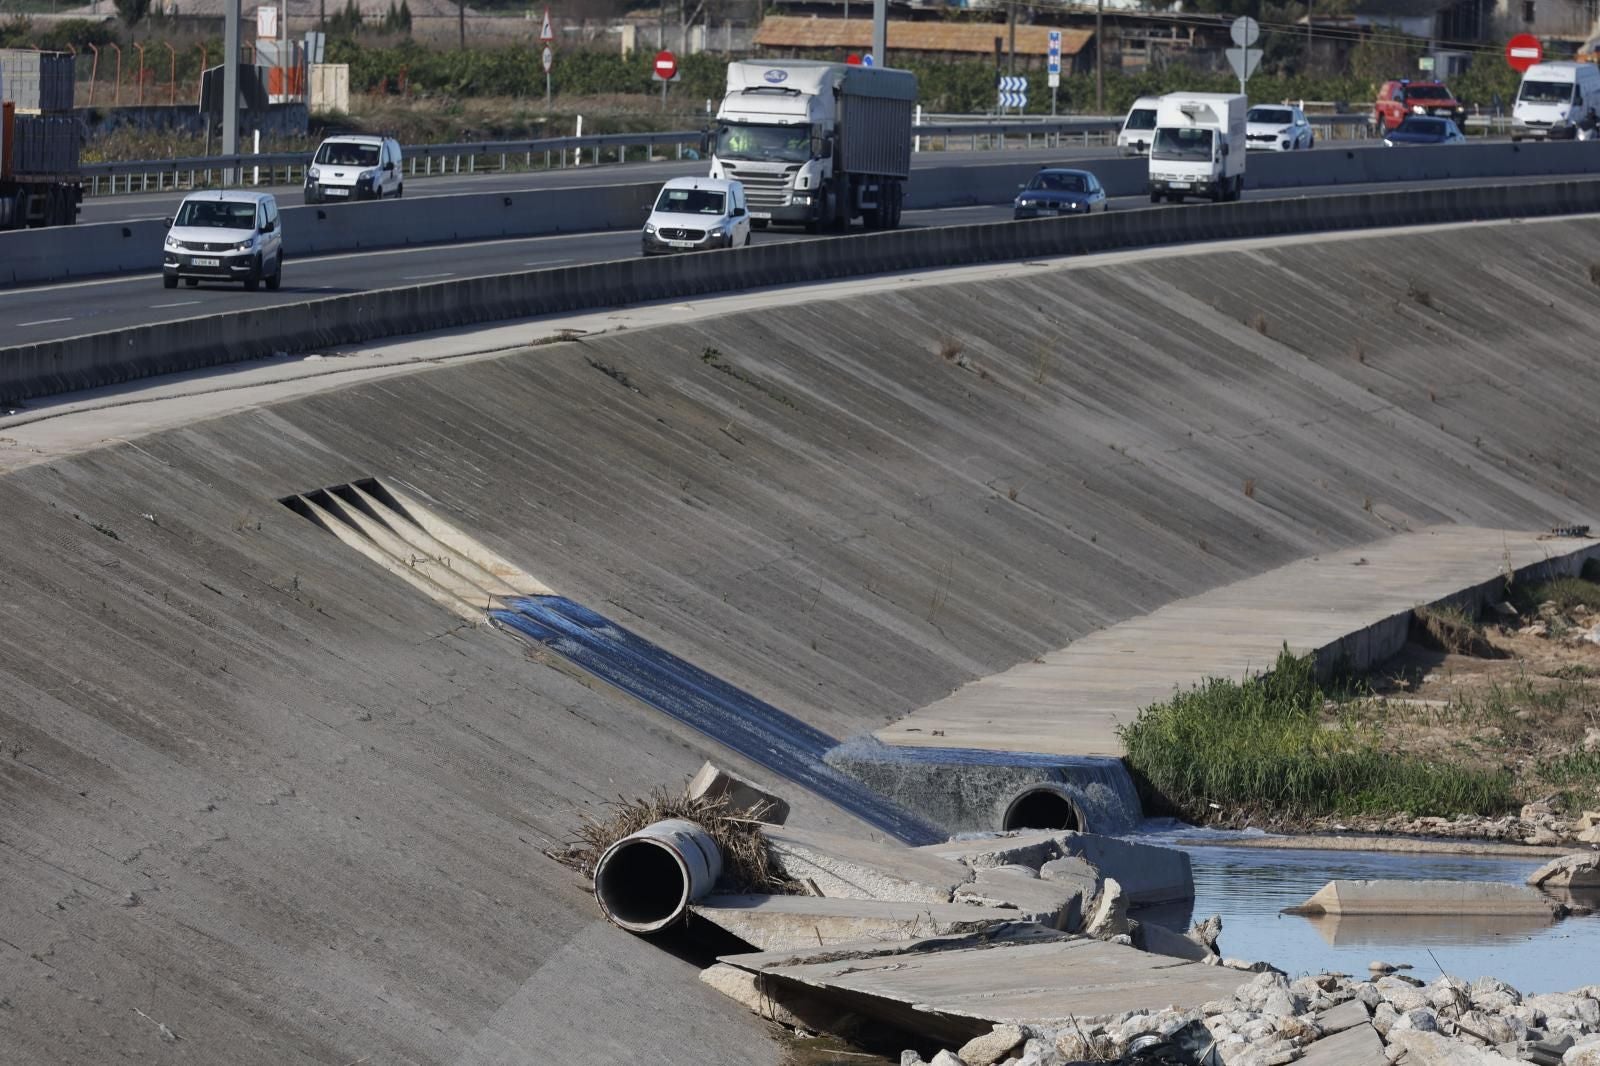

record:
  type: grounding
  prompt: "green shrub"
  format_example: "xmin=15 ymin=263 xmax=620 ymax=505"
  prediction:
xmin=1119 ymin=647 xmax=1516 ymax=820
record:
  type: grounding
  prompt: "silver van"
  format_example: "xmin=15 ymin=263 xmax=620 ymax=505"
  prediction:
xmin=161 ymin=190 xmax=283 ymax=291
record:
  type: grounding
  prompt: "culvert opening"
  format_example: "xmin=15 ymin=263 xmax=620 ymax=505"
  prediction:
xmin=1003 ymin=787 xmax=1085 ymax=832
xmin=594 ymin=838 xmax=693 ymax=933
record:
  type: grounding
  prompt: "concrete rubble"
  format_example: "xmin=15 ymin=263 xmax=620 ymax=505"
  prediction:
xmin=1284 ymin=880 xmax=1565 ymax=918
xmin=1527 ymin=854 xmax=1600 ymax=893
xmin=686 ymin=761 xmax=792 ymax=825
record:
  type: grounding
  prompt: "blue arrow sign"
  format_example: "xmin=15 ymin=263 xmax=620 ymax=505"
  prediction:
xmin=997 ymin=90 xmax=1028 ymax=108
xmin=996 ymin=75 xmax=1027 ymax=92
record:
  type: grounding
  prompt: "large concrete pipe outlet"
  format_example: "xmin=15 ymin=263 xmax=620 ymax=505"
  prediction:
xmin=1002 ymin=785 xmax=1087 ymax=833
xmin=593 ymin=818 xmax=723 ymax=934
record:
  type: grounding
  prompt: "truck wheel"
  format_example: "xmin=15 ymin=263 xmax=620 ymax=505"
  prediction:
xmin=267 ymin=256 xmax=283 ymax=291
xmin=1150 ymin=191 xmax=1161 ymax=204
xmin=244 ymin=257 xmax=261 ymax=292
xmin=163 ymin=275 xmax=178 ymax=289
xmin=888 ymin=183 xmax=904 ymax=228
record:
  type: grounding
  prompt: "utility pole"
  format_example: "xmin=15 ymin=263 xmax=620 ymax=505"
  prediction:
xmin=872 ymin=0 xmax=886 ymax=65
xmin=1008 ymin=0 xmax=1016 ymax=74
xmin=223 ymin=0 xmax=239 ymax=181
xmin=1094 ymin=0 xmax=1103 ymax=112
xmin=1304 ymin=0 xmax=1312 ymax=74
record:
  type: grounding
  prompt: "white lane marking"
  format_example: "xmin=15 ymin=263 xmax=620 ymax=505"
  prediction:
xmin=16 ymin=317 xmax=73 ymax=326
xmin=402 ymin=271 xmax=456 ymax=280
xmin=525 ymin=258 xmax=575 ymax=266
xmin=151 ymin=300 xmax=200 ymax=308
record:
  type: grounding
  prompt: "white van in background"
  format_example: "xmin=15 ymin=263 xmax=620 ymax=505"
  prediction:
xmin=1148 ymin=93 xmax=1247 ymax=203
xmin=1117 ymin=96 xmax=1162 ymax=156
xmin=1512 ymin=62 xmax=1600 ymax=141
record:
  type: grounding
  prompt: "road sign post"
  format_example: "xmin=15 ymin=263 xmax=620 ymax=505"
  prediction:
xmin=1227 ymin=16 xmax=1262 ymax=95
xmin=1047 ymin=30 xmax=1061 ymax=116
xmin=654 ymin=50 xmax=678 ymax=109
xmin=540 ymin=8 xmax=554 ymax=109
xmin=997 ymin=74 xmax=1027 ymax=114
xmin=1506 ymin=33 xmax=1542 ymax=72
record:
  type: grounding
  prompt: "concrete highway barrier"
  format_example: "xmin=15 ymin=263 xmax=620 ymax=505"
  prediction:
xmin=6 ymin=178 xmax=1599 ymax=405
xmin=6 ymin=141 xmax=1600 ymax=287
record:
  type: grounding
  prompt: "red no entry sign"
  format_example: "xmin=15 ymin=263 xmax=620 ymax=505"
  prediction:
xmin=654 ymin=50 xmax=677 ymax=81
xmin=1507 ymin=34 xmax=1542 ymax=72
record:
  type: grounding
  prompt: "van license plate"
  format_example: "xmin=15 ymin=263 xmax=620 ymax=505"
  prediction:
xmin=325 ymin=188 xmax=349 ymax=197
xmin=1169 ymin=181 xmax=1191 ymax=189
xmin=192 ymin=257 xmax=220 ymax=267
xmin=669 ymin=240 xmax=696 ymax=248
xmin=750 ymin=211 xmax=771 ymax=219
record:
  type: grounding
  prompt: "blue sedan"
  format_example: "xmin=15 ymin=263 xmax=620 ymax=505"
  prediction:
xmin=1383 ymin=116 xmax=1467 ymax=146
xmin=1013 ymin=169 xmax=1108 ymax=220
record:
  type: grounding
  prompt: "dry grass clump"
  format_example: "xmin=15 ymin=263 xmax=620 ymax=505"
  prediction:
xmin=556 ymin=785 xmax=802 ymax=895
xmin=1412 ymin=604 xmax=1505 ymax=659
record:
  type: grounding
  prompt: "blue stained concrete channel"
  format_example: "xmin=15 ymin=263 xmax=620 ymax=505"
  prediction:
xmin=1139 ymin=827 xmax=1600 ymax=992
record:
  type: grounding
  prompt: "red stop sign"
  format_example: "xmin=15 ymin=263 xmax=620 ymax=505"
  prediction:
xmin=1506 ymin=33 xmax=1542 ymax=72
xmin=654 ymin=50 xmax=677 ymax=80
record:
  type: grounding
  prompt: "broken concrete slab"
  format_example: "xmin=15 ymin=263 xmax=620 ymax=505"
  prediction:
xmin=919 ymin=829 xmax=1075 ymax=870
xmin=1084 ymin=877 xmax=1132 ymax=940
xmin=1528 ymin=854 xmax=1600 ymax=892
xmin=698 ymin=963 xmax=859 ymax=1035
xmin=1298 ymin=1023 xmax=1387 ymax=1066
xmin=1057 ymin=832 xmax=1194 ymax=905
xmin=1284 ymin=880 xmax=1562 ymax=917
xmin=690 ymin=894 xmax=1015 ymax=951
xmin=686 ymin=762 xmax=790 ymax=825
xmin=1133 ymin=919 xmax=1213 ymax=962
xmin=764 ymin=826 xmax=973 ymax=904
xmin=952 ymin=866 xmax=1085 ymax=930
xmin=1319 ymin=999 xmax=1375 ymax=1036
xmin=720 ymin=925 xmax=1251 ymax=1045
xmin=958 ymin=1024 xmax=1028 ymax=1066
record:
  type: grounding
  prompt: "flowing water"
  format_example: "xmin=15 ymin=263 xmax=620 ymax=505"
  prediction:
xmin=1138 ymin=824 xmax=1600 ymax=993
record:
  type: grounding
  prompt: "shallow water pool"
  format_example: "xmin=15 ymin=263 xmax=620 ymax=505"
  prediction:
xmin=1137 ymin=827 xmax=1600 ymax=993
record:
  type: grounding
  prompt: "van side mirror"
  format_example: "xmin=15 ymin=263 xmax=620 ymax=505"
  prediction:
xmin=261 ymin=220 xmax=274 ymax=233
xmin=732 ymin=206 xmax=745 ymax=217
xmin=384 ymin=161 xmax=395 ymax=172
xmin=164 ymin=217 xmax=174 ymax=227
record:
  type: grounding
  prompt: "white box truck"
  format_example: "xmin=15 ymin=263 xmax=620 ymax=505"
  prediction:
xmin=709 ymin=59 xmax=917 ymax=232
xmin=1147 ymin=92 xmax=1246 ymax=204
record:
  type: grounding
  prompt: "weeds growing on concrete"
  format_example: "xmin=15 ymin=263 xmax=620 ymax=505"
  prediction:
xmin=1412 ymin=604 xmax=1503 ymax=658
xmin=1242 ymin=478 xmax=1256 ymax=500
xmin=937 ymin=336 xmax=965 ymax=362
xmin=1119 ymin=648 xmax=1516 ymax=821
xmin=1250 ymin=313 xmax=1268 ymax=335
xmin=557 ymin=785 xmax=801 ymax=895
xmin=1541 ymin=750 xmax=1600 ymax=792
xmin=1407 ymin=282 xmax=1436 ymax=310
xmin=1512 ymin=575 xmax=1600 ymax=616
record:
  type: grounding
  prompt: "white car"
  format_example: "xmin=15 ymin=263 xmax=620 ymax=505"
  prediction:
xmin=161 ymin=190 xmax=283 ymax=291
xmin=304 ymin=135 xmax=403 ymax=203
xmin=1117 ymin=95 xmax=1162 ymax=156
xmin=642 ymin=177 xmax=751 ymax=256
xmin=1245 ymin=105 xmax=1314 ymax=151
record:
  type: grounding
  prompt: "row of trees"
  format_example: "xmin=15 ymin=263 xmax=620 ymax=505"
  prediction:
xmin=0 ymin=14 xmax=1526 ymax=117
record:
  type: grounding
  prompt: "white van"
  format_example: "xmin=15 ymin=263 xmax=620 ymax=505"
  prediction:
xmin=1512 ymin=62 xmax=1600 ymax=141
xmin=642 ymin=177 xmax=751 ymax=256
xmin=161 ymin=190 xmax=282 ymax=291
xmin=304 ymin=135 xmax=404 ymax=202
xmin=1117 ymin=96 xmax=1162 ymax=156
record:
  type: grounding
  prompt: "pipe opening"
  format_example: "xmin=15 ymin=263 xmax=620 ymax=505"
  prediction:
xmin=594 ymin=838 xmax=691 ymax=933
xmin=1003 ymin=786 xmax=1085 ymax=832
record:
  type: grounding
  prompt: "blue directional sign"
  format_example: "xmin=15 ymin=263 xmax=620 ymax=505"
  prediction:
xmin=997 ymin=74 xmax=1028 ymax=110
xmin=1047 ymin=29 xmax=1062 ymax=76
xmin=862 ymin=53 xmax=874 ymax=66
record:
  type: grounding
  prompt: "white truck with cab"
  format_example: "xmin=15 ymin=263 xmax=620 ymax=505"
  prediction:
xmin=708 ymin=59 xmax=916 ymax=232
xmin=1147 ymin=92 xmax=1247 ymax=204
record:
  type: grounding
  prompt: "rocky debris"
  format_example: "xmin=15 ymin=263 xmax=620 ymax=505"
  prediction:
xmin=1527 ymin=854 xmax=1600 ymax=892
xmin=953 ymin=866 xmax=1087 ymax=930
xmin=685 ymin=761 xmax=791 ymax=824
xmin=1084 ymin=877 xmax=1132 ymax=939
xmin=958 ymin=1024 xmax=1027 ymax=1065
xmin=1189 ymin=914 xmax=1224 ymax=955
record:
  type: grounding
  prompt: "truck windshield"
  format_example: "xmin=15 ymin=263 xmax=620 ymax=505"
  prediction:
xmin=1123 ymin=108 xmax=1157 ymax=132
xmin=1403 ymin=85 xmax=1453 ymax=103
xmin=314 ymin=142 xmax=380 ymax=166
xmin=1151 ymin=127 xmax=1214 ymax=161
xmin=174 ymin=200 xmax=259 ymax=229
xmin=1519 ymin=80 xmax=1574 ymax=103
xmin=715 ymin=123 xmax=812 ymax=163
xmin=655 ymin=188 xmax=726 ymax=214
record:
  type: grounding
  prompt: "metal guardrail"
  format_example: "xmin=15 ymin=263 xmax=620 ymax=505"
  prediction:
xmin=77 ymin=113 xmax=1389 ymax=197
